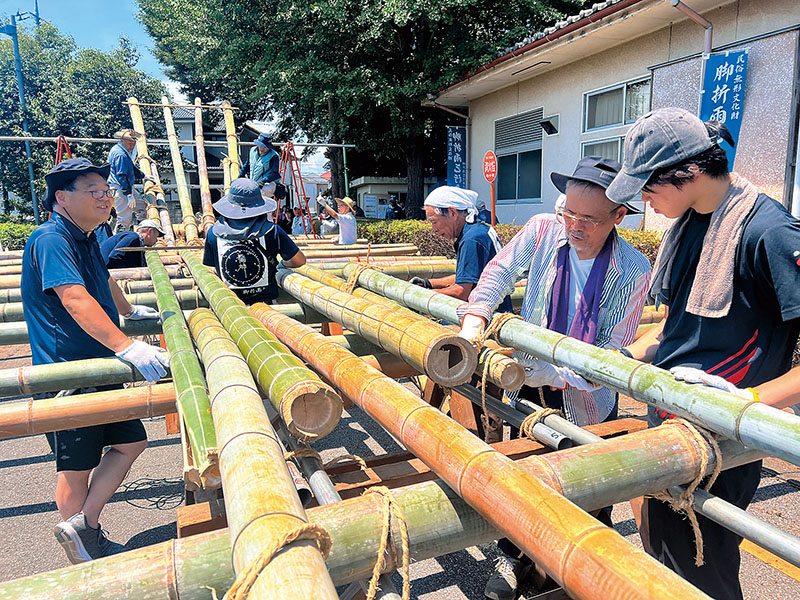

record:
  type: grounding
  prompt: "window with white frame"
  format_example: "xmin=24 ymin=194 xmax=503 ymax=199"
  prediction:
xmin=495 ymin=108 xmax=543 ymax=203
xmin=581 ymin=137 xmax=623 ymax=162
xmin=584 ymin=77 xmax=651 ymax=132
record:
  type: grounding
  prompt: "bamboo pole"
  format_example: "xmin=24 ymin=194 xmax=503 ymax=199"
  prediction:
xmin=308 ymin=255 xmax=450 ymax=265
xmin=127 ymin=96 xmax=177 ymax=244
xmin=222 ymin=102 xmax=240 ymax=182
xmin=119 ymin=277 xmax=196 ymax=295
xmin=180 ymin=250 xmax=342 ymax=441
xmin=313 ymin=262 xmax=456 ymax=280
xmin=246 ymin=304 xmax=711 ymax=600
xmin=0 ymin=264 xmax=183 ymax=289
xmin=145 ymin=252 xmax=218 ymax=487
xmin=0 ymin=250 xmax=23 ymax=259
xmin=194 ymin=98 xmax=216 ymax=234
xmin=222 ymin=157 xmax=232 ymax=194
xmin=293 ymin=264 xmax=524 ymax=390
xmin=188 ymin=309 xmax=337 ymax=598
xmin=343 ymin=264 xmax=800 ymax=467
xmin=0 ymin=254 xmax=181 ymax=276
xmin=295 ymin=237 xmax=369 ymax=245
xmin=275 ymin=271 xmax=477 ymax=386
xmin=302 ymin=245 xmax=418 ymax=259
xmin=0 ymin=384 xmax=175 ymax=439
xmin=162 ymin=95 xmax=200 ymax=243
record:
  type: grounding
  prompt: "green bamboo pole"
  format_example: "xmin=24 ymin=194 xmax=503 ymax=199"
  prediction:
xmin=293 ymin=264 xmax=523 ymax=390
xmin=194 ymin=98 xmax=216 ymax=234
xmin=315 ymin=262 xmax=456 ymax=280
xmin=162 ymin=95 xmax=200 ymax=243
xmin=343 ymin=264 xmax=800 ymax=467
xmin=222 ymin=102 xmax=240 ymax=182
xmin=302 ymin=245 xmax=418 ymax=260
xmin=180 ymin=250 xmax=342 ymax=441
xmin=145 ymin=251 xmax=218 ymax=487
xmin=119 ymin=278 xmax=196 ymax=294
xmin=0 ymin=384 xmax=175 ymax=439
xmin=0 ymin=303 xmax=325 ymax=346
xmin=188 ymin=308 xmax=337 ymax=598
xmin=0 ymin=421 xmax=737 ymax=600
xmin=0 ymin=264 xmax=183 ymax=291
xmin=309 ymin=255 xmax=450 ymax=264
xmin=276 ymin=271 xmax=477 ymax=387
xmin=245 ymin=304 xmax=711 ymax=600
xmin=128 ymin=96 xmax=176 ymax=243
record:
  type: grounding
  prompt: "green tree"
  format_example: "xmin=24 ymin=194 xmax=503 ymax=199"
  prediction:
xmin=0 ymin=20 xmax=167 ymax=216
xmin=138 ymin=0 xmax=582 ymax=216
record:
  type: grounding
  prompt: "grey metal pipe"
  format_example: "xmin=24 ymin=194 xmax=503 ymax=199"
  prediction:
xmin=670 ymin=0 xmax=713 ymax=55
xmin=341 ymin=265 xmax=800 ymax=467
xmin=0 ymin=135 xmax=356 ymax=149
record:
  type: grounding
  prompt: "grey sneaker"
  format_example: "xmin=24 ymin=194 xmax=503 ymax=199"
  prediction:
xmin=53 ymin=513 xmax=103 ymax=564
xmin=484 ymin=556 xmax=530 ymax=600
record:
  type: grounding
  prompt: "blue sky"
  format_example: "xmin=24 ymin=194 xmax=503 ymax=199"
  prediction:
xmin=0 ymin=0 xmax=184 ymax=96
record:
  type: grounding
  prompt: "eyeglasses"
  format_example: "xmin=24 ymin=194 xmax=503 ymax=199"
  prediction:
xmin=72 ymin=188 xmax=114 ymax=199
xmin=555 ymin=208 xmax=617 ymax=232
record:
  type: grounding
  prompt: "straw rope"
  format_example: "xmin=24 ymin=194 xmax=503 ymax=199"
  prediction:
xmin=519 ymin=408 xmax=563 ymax=439
xmin=364 ymin=486 xmax=411 ymax=600
xmin=284 ymin=447 xmax=367 ymax=471
xmin=344 ymin=262 xmax=371 ymax=295
xmin=647 ymin=418 xmax=723 ymax=566
xmin=222 ymin=523 xmax=332 ymax=600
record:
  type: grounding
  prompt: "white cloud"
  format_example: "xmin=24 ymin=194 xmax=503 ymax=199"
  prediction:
xmin=163 ymin=80 xmax=188 ymax=104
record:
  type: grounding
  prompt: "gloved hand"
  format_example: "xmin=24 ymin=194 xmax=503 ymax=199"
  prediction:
xmin=669 ymin=366 xmax=754 ymax=400
xmin=143 ymin=175 xmax=156 ymax=184
xmin=126 ymin=193 xmax=137 ymax=209
xmin=116 ymin=340 xmax=169 ymax=382
xmin=409 ymin=277 xmax=431 ymax=289
xmin=458 ymin=314 xmax=485 ymax=344
xmin=124 ymin=304 xmax=160 ymax=320
xmin=518 ymin=356 xmax=600 ymax=392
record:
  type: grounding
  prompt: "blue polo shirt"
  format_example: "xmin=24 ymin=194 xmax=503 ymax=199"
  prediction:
xmin=101 ymin=231 xmax=144 ymax=269
xmin=455 ymin=221 xmax=513 ymax=313
xmin=21 ymin=212 xmax=118 ymax=365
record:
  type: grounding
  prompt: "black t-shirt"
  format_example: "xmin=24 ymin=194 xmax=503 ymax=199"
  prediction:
xmin=653 ymin=195 xmax=800 ymax=416
xmin=100 ymin=231 xmax=144 ymax=270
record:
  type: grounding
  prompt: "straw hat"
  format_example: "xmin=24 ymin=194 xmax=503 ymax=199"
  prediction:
xmin=336 ymin=196 xmax=356 ymax=213
xmin=113 ymin=129 xmax=143 ymax=141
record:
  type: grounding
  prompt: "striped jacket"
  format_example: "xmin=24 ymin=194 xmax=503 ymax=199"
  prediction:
xmin=457 ymin=214 xmax=651 ymax=426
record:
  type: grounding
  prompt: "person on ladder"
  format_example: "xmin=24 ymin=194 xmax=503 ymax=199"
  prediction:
xmin=107 ymin=129 xmax=150 ymax=233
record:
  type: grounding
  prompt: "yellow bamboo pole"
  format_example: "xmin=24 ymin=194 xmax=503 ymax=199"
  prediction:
xmin=127 ymin=96 xmax=176 ymax=244
xmin=162 ymin=95 xmax=200 ymax=243
xmin=194 ymin=98 xmax=215 ymax=234
xmin=250 ymin=305 xmax=710 ymax=600
xmin=188 ymin=309 xmax=337 ymax=599
xmin=222 ymin=157 xmax=232 ymax=195
xmin=222 ymin=102 xmax=240 ymax=182
xmin=302 ymin=245 xmax=418 ymax=259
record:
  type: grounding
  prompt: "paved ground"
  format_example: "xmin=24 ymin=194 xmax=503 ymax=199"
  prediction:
xmin=1 ymin=340 xmax=799 ymax=598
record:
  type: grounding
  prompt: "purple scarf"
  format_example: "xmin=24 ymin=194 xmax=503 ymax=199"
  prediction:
xmin=547 ymin=232 xmax=614 ymax=345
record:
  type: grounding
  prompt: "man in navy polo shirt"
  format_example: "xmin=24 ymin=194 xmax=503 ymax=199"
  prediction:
xmin=412 ymin=186 xmax=512 ymax=312
xmin=22 ymin=158 xmax=169 ymax=564
xmin=101 ymin=219 xmax=164 ymax=270
xmin=204 ymin=178 xmax=306 ymax=304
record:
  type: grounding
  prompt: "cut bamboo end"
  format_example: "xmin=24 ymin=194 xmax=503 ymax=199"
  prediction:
xmin=421 ymin=335 xmax=478 ymax=387
xmin=480 ymin=349 xmax=525 ymax=391
xmin=280 ymin=380 xmax=343 ymax=443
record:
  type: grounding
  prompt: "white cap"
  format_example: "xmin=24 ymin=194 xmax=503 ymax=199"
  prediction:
xmin=136 ymin=219 xmax=165 ymax=235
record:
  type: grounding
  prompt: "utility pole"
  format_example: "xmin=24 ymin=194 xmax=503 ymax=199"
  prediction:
xmin=1 ymin=11 xmax=40 ymax=223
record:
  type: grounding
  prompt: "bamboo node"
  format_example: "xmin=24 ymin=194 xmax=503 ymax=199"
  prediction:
xmin=519 ymin=408 xmax=563 ymax=439
xmin=364 ymin=485 xmax=411 ymax=600
xmin=222 ymin=523 xmax=332 ymax=600
xmin=648 ymin=418 xmax=723 ymax=567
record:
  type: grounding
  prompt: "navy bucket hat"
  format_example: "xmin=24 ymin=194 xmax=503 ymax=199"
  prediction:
xmin=253 ymin=133 xmax=274 ymax=150
xmin=213 ymin=178 xmax=277 ymax=219
xmin=43 ymin=158 xmax=111 ymax=211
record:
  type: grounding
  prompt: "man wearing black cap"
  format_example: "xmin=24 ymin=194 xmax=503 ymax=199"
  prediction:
xmin=203 ymin=178 xmax=306 ymax=304
xmin=613 ymin=108 xmax=800 ymax=600
xmin=21 ymin=158 xmax=169 ymax=564
xmin=457 ymin=156 xmax=652 ymax=600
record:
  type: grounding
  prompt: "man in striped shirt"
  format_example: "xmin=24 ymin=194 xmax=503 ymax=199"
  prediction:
xmin=458 ymin=156 xmax=651 ymax=600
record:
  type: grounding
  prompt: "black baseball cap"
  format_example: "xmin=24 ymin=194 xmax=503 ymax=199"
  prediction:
xmin=43 ymin=158 xmax=111 ymax=211
xmin=551 ymin=156 xmax=641 ymax=214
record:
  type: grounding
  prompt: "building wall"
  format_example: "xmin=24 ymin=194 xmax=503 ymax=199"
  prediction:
xmin=466 ymin=0 xmax=800 ymax=227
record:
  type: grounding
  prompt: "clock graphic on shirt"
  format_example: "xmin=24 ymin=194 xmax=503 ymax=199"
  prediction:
xmin=220 ymin=241 xmax=266 ymax=287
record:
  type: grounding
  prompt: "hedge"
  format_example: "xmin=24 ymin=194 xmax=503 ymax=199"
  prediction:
xmin=359 ymin=219 xmax=662 ymax=265
xmin=0 ymin=223 xmax=36 ymax=250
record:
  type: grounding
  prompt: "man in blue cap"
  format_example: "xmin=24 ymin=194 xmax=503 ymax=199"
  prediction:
xmin=242 ymin=133 xmax=281 ymax=185
xmin=203 ymin=178 xmax=306 ymax=304
xmin=21 ymin=158 xmax=169 ymax=564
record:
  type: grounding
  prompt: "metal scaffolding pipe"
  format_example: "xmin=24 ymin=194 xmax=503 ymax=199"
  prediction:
xmin=0 ymin=135 xmax=356 ymax=148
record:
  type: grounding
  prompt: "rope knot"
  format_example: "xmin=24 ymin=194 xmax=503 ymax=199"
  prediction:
xmin=363 ymin=485 xmax=410 ymax=600
xmin=519 ymin=408 xmax=563 ymax=439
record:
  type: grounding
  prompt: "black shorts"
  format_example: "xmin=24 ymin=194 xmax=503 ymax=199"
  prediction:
xmin=38 ymin=385 xmax=148 ymax=472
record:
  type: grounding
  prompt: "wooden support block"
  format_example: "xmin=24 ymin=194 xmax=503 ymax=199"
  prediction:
xmin=164 ymin=412 xmax=180 ymax=435
xmin=449 ymin=390 xmax=480 ymax=436
xmin=177 ymin=496 xmax=227 ymax=538
xmin=321 ymin=321 xmax=344 ymax=336
xmin=422 ymin=377 xmax=445 ymax=409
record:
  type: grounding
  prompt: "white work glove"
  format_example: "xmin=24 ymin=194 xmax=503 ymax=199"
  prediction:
xmin=124 ymin=304 xmax=160 ymax=320
xmin=669 ymin=366 xmax=754 ymax=400
xmin=126 ymin=193 xmax=137 ymax=209
xmin=518 ymin=356 xmax=600 ymax=392
xmin=116 ymin=340 xmax=170 ymax=382
xmin=458 ymin=314 xmax=485 ymax=344
xmin=143 ymin=175 xmax=156 ymax=184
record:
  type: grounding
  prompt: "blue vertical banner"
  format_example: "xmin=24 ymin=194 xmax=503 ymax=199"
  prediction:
xmin=446 ymin=126 xmax=467 ymax=188
xmin=699 ymin=50 xmax=749 ymax=169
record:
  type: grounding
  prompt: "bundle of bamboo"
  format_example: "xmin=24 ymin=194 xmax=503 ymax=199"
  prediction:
xmin=162 ymin=95 xmax=200 ymax=243
xmin=145 ymin=252 xmax=218 ymax=487
xmin=276 ymin=270 xmax=477 ymax=387
xmin=188 ymin=308 xmax=337 ymax=598
xmin=180 ymin=250 xmax=342 ymax=441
